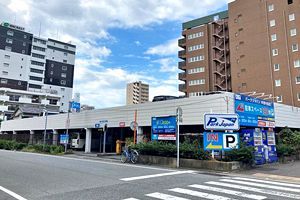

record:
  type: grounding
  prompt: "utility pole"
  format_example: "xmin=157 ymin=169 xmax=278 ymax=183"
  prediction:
xmin=43 ymin=106 xmax=48 ymax=150
xmin=65 ymin=102 xmax=71 ymax=153
xmin=176 ymin=107 xmax=182 ymax=168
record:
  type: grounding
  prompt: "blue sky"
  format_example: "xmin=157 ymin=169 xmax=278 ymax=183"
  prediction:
xmin=0 ymin=0 xmax=231 ymax=108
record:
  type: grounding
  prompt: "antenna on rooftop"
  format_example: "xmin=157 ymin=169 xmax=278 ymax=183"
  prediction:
xmin=38 ymin=22 xmax=42 ymax=37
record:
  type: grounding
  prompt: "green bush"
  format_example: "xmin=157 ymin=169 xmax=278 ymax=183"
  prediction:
xmin=223 ymin=143 xmax=255 ymax=164
xmin=276 ymin=144 xmax=295 ymax=157
xmin=50 ymin=145 xmax=64 ymax=154
xmin=132 ymin=141 xmax=211 ymax=160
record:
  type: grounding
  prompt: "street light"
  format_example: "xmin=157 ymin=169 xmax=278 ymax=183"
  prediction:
xmin=43 ymin=106 xmax=48 ymax=150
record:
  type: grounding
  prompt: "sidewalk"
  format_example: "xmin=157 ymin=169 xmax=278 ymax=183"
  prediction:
xmin=66 ymin=151 xmax=121 ymax=162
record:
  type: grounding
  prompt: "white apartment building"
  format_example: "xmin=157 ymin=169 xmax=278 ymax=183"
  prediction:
xmin=126 ymin=81 xmax=149 ymax=105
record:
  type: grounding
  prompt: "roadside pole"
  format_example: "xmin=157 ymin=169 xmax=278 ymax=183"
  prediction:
xmin=133 ymin=110 xmax=137 ymax=144
xmin=176 ymin=107 xmax=182 ymax=168
xmin=103 ymin=124 xmax=107 ymax=154
xmin=43 ymin=107 xmax=48 ymax=150
xmin=65 ymin=102 xmax=71 ymax=153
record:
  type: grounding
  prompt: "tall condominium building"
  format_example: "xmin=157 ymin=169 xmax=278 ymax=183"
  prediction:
xmin=178 ymin=11 xmax=231 ymax=97
xmin=229 ymin=0 xmax=300 ymax=107
xmin=0 ymin=22 xmax=76 ymax=118
xmin=179 ymin=0 xmax=300 ymax=107
xmin=126 ymin=81 xmax=149 ymax=105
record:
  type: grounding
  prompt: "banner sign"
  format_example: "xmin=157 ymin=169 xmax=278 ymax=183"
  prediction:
xmin=204 ymin=114 xmax=239 ymax=130
xmin=203 ymin=132 xmax=239 ymax=151
xmin=151 ymin=116 xmax=176 ymax=141
xmin=234 ymin=94 xmax=275 ymax=127
xmin=60 ymin=134 xmax=69 ymax=144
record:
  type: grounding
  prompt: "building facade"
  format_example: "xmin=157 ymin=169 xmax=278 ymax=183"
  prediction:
xmin=178 ymin=11 xmax=231 ymax=97
xmin=126 ymin=81 xmax=149 ymax=105
xmin=229 ymin=0 xmax=300 ymax=107
xmin=179 ymin=0 xmax=300 ymax=107
xmin=0 ymin=22 xmax=76 ymax=118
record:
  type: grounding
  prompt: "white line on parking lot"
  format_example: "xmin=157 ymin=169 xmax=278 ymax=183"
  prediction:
xmin=0 ymin=186 xmax=27 ymax=200
xmin=120 ymin=170 xmax=195 ymax=181
xmin=0 ymin=150 xmax=175 ymax=172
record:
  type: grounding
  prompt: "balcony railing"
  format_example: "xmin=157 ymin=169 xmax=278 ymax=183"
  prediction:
xmin=178 ymin=61 xmax=186 ymax=70
xmin=178 ymin=38 xmax=186 ymax=48
xmin=178 ymin=72 xmax=186 ymax=80
xmin=178 ymin=50 xmax=186 ymax=59
xmin=179 ymin=84 xmax=187 ymax=92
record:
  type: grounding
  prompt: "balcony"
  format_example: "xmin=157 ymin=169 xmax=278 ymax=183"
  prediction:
xmin=179 ymin=84 xmax=187 ymax=92
xmin=19 ymin=97 xmax=31 ymax=104
xmin=178 ymin=50 xmax=186 ymax=59
xmin=178 ymin=72 xmax=186 ymax=81
xmin=178 ymin=61 xmax=186 ymax=70
xmin=0 ymin=95 xmax=9 ymax=102
xmin=0 ymin=105 xmax=8 ymax=112
xmin=178 ymin=38 xmax=186 ymax=48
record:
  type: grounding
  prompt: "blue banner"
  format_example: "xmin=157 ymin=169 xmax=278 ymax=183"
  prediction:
xmin=151 ymin=116 xmax=176 ymax=140
xmin=234 ymin=94 xmax=275 ymax=127
xmin=60 ymin=134 xmax=69 ymax=144
xmin=203 ymin=132 xmax=239 ymax=151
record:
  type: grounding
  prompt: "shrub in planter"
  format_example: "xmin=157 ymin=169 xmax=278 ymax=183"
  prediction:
xmin=50 ymin=145 xmax=64 ymax=154
xmin=223 ymin=143 xmax=255 ymax=164
xmin=276 ymin=144 xmax=295 ymax=157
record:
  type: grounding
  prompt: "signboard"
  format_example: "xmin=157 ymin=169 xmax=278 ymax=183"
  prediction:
xmin=70 ymin=101 xmax=80 ymax=112
xmin=1 ymin=22 xmax=25 ymax=31
xmin=203 ymin=132 xmax=239 ymax=151
xmin=204 ymin=114 xmax=239 ymax=130
xmin=119 ymin=122 xmax=125 ymax=127
xmin=234 ymin=94 xmax=275 ymax=127
xmin=60 ymin=134 xmax=69 ymax=144
xmin=151 ymin=116 xmax=176 ymax=141
xmin=95 ymin=120 xmax=108 ymax=131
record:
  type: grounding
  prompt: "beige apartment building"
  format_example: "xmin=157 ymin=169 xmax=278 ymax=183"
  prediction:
xmin=126 ymin=81 xmax=149 ymax=105
xmin=179 ymin=0 xmax=300 ymax=107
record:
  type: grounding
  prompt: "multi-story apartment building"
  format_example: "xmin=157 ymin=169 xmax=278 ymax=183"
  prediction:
xmin=0 ymin=22 xmax=76 ymax=118
xmin=126 ymin=81 xmax=149 ymax=105
xmin=178 ymin=11 xmax=231 ymax=97
xmin=179 ymin=0 xmax=300 ymax=107
xmin=229 ymin=0 xmax=300 ymax=107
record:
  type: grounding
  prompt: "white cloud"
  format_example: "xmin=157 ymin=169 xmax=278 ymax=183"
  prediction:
xmin=153 ymin=58 xmax=178 ymax=73
xmin=145 ymin=38 xmax=179 ymax=56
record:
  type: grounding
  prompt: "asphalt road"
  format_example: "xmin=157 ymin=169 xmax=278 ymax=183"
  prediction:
xmin=1 ymin=150 xmax=300 ymax=200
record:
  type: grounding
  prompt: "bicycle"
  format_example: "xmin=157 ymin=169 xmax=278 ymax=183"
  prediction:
xmin=120 ymin=147 xmax=139 ymax=164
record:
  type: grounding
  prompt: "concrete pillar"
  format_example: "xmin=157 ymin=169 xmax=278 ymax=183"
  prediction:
xmin=85 ymin=128 xmax=92 ymax=153
xmin=137 ymin=127 xmax=144 ymax=144
xmin=12 ymin=131 xmax=17 ymax=141
xmin=29 ymin=130 xmax=35 ymax=145
xmin=52 ymin=130 xmax=58 ymax=145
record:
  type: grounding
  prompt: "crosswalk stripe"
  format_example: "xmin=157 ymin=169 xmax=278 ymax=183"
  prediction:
xmin=146 ymin=192 xmax=190 ymax=200
xmin=169 ymin=188 xmax=237 ymax=200
xmin=232 ymin=177 xmax=300 ymax=188
xmin=206 ymin=181 xmax=300 ymax=199
xmin=189 ymin=184 xmax=267 ymax=200
xmin=219 ymin=179 xmax=300 ymax=193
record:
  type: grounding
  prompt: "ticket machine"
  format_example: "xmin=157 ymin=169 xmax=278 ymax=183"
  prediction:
xmin=241 ymin=128 xmax=266 ymax=165
xmin=262 ymin=128 xmax=278 ymax=163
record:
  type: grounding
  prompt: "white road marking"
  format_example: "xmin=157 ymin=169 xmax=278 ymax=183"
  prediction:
xmin=169 ymin=188 xmax=237 ymax=200
xmin=123 ymin=198 xmax=140 ymax=200
xmin=0 ymin=149 xmax=175 ymax=172
xmin=232 ymin=177 xmax=300 ymax=188
xmin=146 ymin=192 xmax=190 ymax=200
xmin=0 ymin=186 xmax=27 ymax=200
xmin=206 ymin=181 xmax=300 ymax=199
xmin=219 ymin=179 xmax=300 ymax=193
xmin=120 ymin=170 xmax=195 ymax=181
xmin=189 ymin=184 xmax=267 ymax=200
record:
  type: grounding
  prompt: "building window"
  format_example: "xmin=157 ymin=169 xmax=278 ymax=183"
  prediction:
xmin=23 ymin=42 xmax=26 ymax=46
xmin=272 ymin=49 xmax=278 ymax=56
xmin=187 ymin=32 xmax=204 ymax=40
xmin=188 ymin=55 xmax=204 ymax=63
xmin=288 ymin=0 xmax=293 ymax=5
xmin=297 ymin=93 xmax=300 ymax=101
xmin=292 ymin=44 xmax=299 ymax=52
xmin=61 ymin=80 xmax=66 ymax=85
xmin=275 ymin=79 xmax=281 ymax=87
xmin=274 ymin=64 xmax=280 ymax=71
xmin=188 ymin=79 xmax=205 ymax=86
xmin=63 ymin=60 xmax=67 ymax=63
xmin=31 ymin=60 xmax=44 ymax=66
xmin=4 ymin=55 xmax=10 ymax=59
xmin=188 ymin=67 xmax=205 ymax=74
xmin=5 ymin=46 xmax=12 ymax=51
xmin=2 ymin=71 xmax=8 ymax=75
xmin=290 ymin=28 xmax=297 ymax=36
xmin=61 ymin=88 xmax=65 ymax=91
xmin=62 ymin=66 xmax=67 ymax=71
xmin=1 ymin=79 xmax=7 ymax=84
xmin=188 ymin=44 xmax=204 ymax=52
xmin=31 ymin=53 xmax=45 ymax=59
xmin=7 ymin=30 xmax=14 ymax=36
xmin=294 ymin=59 xmax=300 ymax=68
xmin=61 ymin=73 xmax=66 ymax=78
xmin=30 ymin=68 xmax=43 ymax=74
xmin=49 ymin=78 xmax=53 ymax=82
xmin=277 ymin=96 xmax=283 ymax=103
xmin=270 ymin=19 xmax=276 ymax=27
xmin=296 ymin=76 xmax=300 ymax=84
xmin=268 ymin=4 xmax=274 ymax=12
xmin=3 ymin=63 xmax=9 ymax=67
xmin=51 ymin=64 xmax=54 ymax=67
xmin=64 ymin=52 xmax=68 ymax=56
xmin=289 ymin=13 xmax=295 ymax=21
xmin=6 ymin=38 xmax=12 ymax=44
xmin=24 ymin=35 xmax=27 ymax=39
xmin=64 ymin=45 xmax=68 ymax=49
xmin=271 ymin=34 xmax=277 ymax=41
xmin=29 ymin=76 xmax=43 ymax=82
xmin=18 ymin=81 xmax=21 ymax=85
xmin=32 ymin=46 xmax=46 ymax=52
xmin=50 ymin=71 xmax=54 ymax=75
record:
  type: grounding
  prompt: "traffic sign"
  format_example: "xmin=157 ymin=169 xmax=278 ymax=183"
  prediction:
xmin=130 ymin=121 xmax=138 ymax=131
xmin=203 ymin=132 xmax=239 ymax=151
